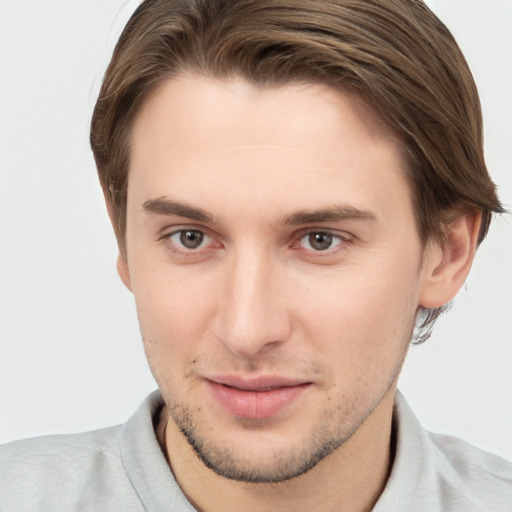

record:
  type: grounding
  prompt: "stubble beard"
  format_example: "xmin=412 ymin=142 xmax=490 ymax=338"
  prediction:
xmin=162 ymin=378 xmax=396 ymax=484
xmin=142 ymin=319 xmax=413 ymax=485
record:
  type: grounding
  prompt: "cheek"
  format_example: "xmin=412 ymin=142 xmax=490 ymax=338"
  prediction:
xmin=132 ymin=268 xmax=219 ymax=397
xmin=130 ymin=263 xmax=218 ymax=354
xmin=295 ymin=261 xmax=420 ymax=357
xmin=293 ymin=280 xmax=416 ymax=400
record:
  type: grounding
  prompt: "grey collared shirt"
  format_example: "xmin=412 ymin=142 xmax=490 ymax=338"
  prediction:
xmin=1 ymin=391 xmax=511 ymax=511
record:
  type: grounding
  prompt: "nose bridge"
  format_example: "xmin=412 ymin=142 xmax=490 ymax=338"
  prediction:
xmin=215 ymin=244 xmax=290 ymax=356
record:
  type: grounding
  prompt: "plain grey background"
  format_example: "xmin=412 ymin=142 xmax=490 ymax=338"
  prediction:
xmin=1 ymin=0 xmax=511 ymax=460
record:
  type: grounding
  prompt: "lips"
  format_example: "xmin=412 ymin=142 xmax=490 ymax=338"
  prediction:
xmin=206 ymin=376 xmax=311 ymax=420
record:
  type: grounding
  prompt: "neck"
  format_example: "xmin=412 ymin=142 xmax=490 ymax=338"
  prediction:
xmin=162 ymin=388 xmax=396 ymax=512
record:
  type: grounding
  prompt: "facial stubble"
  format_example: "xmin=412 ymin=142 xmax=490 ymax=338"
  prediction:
xmin=155 ymin=360 xmax=403 ymax=484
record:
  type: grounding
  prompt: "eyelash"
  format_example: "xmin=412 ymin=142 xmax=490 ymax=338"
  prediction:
xmin=161 ymin=227 xmax=351 ymax=257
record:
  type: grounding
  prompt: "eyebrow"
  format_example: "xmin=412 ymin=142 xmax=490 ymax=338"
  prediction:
xmin=283 ymin=205 xmax=377 ymax=226
xmin=143 ymin=197 xmax=215 ymax=223
xmin=142 ymin=197 xmax=377 ymax=226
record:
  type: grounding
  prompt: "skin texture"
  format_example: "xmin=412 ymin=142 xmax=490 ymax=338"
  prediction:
xmin=117 ymin=75 xmax=479 ymax=512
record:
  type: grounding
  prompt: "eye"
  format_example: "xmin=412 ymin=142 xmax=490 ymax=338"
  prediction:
xmin=169 ymin=229 xmax=209 ymax=250
xmin=299 ymin=231 xmax=344 ymax=251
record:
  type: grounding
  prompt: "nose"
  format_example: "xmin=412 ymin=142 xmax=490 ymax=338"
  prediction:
xmin=214 ymin=249 xmax=292 ymax=357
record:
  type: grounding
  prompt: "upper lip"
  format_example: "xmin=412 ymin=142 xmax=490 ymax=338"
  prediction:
xmin=207 ymin=375 xmax=311 ymax=391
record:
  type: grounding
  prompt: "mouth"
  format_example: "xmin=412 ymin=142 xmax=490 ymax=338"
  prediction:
xmin=206 ymin=375 xmax=312 ymax=420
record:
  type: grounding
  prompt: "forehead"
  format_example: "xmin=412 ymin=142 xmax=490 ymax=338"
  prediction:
xmin=128 ymin=75 xmax=413 ymax=226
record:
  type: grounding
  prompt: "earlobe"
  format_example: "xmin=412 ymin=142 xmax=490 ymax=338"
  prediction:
xmin=117 ymin=252 xmax=133 ymax=292
xmin=419 ymin=210 xmax=481 ymax=309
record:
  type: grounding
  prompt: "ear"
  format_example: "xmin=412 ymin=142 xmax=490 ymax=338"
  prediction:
xmin=102 ymin=187 xmax=133 ymax=292
xmin=117 ymin=252 xmax=133 ymax=292
xmin=419 ymin=210 xmax=481 ymax=308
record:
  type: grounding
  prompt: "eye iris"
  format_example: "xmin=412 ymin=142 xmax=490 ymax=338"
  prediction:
xmin=180 ymin=230 xmax=204 ymax=249
xmin=309 ymin=232 xmax=333 ymax=250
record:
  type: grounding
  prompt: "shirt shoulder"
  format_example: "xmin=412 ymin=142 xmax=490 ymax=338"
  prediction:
xmin=374 ymin=391 xmax=512 ymax=512
xmin=0 ymin=426 xmax=143 ymax=512
xmin=0 ymin=391 xmax=192 ymax=512
xmin=427 ymin=430 xmax=512 ymax=509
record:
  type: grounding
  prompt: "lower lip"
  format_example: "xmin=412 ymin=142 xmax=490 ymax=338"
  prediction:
xmin=207 ymin=381 xmax=310 ymax=420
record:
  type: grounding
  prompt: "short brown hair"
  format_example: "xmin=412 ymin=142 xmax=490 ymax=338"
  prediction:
xmin=90 ymin=0 xmax=503 ymax=342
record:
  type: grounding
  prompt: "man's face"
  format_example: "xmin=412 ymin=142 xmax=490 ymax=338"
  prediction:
xmin=122 ymin=75 xmax=434 ymax=482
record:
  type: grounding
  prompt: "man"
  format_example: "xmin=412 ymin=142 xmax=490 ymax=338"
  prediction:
xmin=1 ymin=0 xmax=511 ymax=511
